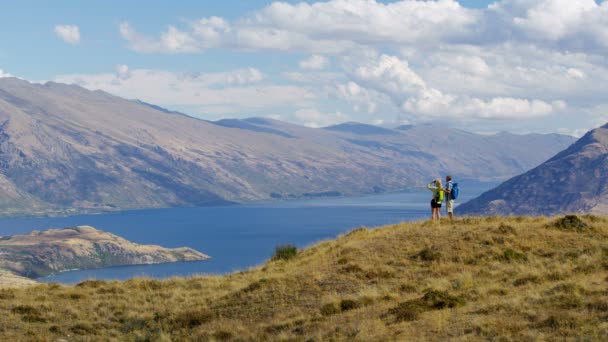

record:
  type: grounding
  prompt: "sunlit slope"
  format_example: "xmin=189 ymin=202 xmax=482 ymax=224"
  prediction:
xmin=1 ymin=215 xmax=606 ymax=340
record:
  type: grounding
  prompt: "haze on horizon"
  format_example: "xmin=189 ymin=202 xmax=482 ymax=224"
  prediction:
xmin=1 ymin=0 xmax=607 ymax=136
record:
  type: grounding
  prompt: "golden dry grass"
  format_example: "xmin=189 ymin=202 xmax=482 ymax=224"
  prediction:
xmin=0 ymin=215 xmax=607 ymax=341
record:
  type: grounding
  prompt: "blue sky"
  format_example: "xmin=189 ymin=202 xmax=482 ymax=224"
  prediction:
xmin=1 ymin=0 xmax=607 ymax=136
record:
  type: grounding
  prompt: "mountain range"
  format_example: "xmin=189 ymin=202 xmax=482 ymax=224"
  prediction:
xmin=459 ymin=123 xmax=608 ymax=215
xmin=0 ymin=77 xmax=576 ymax=216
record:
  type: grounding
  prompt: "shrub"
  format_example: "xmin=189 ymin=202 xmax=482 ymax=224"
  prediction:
xmin=170 ymin=309 xmax=214 ymax=328
xmin=415 ymin=247 xmax=442 ymax=262
xmin=386 ymin=290 xmax=465 ymax=323
xmin=513 ymin=275 xmax=540 ymax=287
xmin=421 ymin=290 xmax=466 ymax=309
xmin=387 ymin=302 xmax=420 ymax=322
xmin=272 ymin=244 xmax=298 ymax=261
xmin=496 ymin=223 xmax=516 ymax=235
xmin=340 ymin=299 xmax=359 ymax=312
xmin=399 ymin=283 xmax=417 ymax=293
xmin=320 ymin=303 xmax=340 ymax=316
xmin=76 ymin=279 xmax=105 ymax=288
xmin=11 ymin=305 xmax=46 ymax=323
xmin=70 ymin=322 xmax=97 ymax=335
xmin=500 ymin=249 xmax=528 ymax=263
xmin=0 ymin=289 xmax=15 ymax=299
xmin=552 ymin=215 xmax=588 ymax=232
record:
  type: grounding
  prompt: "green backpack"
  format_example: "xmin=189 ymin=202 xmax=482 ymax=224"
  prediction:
xmin=435 ymin=190 xmax=444 ymax=203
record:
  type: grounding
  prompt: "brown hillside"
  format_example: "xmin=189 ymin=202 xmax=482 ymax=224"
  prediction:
xmin=0 ymin=216 xmax=606 ymax=340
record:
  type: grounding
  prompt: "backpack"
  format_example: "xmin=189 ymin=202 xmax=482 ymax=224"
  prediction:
xmin=435 ymin=190 xmax=444 ymax=203
xmin=451 ymin=183 xmax=459 ymax=200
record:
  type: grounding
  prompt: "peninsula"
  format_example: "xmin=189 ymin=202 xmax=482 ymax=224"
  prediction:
xmin=0 ymin=226 xmax=209 ymax=283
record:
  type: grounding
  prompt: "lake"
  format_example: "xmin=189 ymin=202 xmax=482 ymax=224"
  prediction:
xmin=0 ymin=181 xmax=496 ymax=284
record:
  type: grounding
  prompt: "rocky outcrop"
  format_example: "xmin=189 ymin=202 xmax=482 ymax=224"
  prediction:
xmin=459 ymin=123 xmax=608 ymax=216
xmin=0 ymin=226 xmax=209 ymax=278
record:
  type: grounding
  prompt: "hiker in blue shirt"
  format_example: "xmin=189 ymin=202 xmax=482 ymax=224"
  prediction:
xmin=444 ymin=175 xmax=455 ymax=221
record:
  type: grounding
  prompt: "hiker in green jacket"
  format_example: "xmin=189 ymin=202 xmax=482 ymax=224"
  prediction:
xmin=427 ymin=178 xmax=444 ymax=221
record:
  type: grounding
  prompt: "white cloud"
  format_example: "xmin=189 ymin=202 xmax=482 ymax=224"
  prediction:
xmin=299 ymin=55 xmax=329 ymax=70
xmin=73 ymin=1 xmax=608 ymax=133
xmin=0 ymin=69 xmax=13 ymax=78
xmin=119 ymin=22 xmax=198 ymax=53
xmin=293 ymin=108 xmax=348 ymax=128
xmin=120 ymin=0 xmax=477 ymax=54
xmin=54 ymin=67 xmax=311 ymax=116
xmin=224 ymin=68 xmax=264 ymax=85
xmin=334 ymin=81 xmax=382 ymax=114
xmin=493 ymin=0 xmax=596 ymax=40
xmin=54 ymin=25 xmax=80 ymax=44
xmin=349 ymin=54 xmax=565 ymax=120
xmin=115 ymin=65 xmax=131 ymax=80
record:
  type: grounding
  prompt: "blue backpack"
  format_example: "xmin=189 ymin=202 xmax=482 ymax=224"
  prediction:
xmin=451 ymin=182 xmax=459 ymax=200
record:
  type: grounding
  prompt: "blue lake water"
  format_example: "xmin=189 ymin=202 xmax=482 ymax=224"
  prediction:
xmin=0 ymin=181 xmax=495 ymax=284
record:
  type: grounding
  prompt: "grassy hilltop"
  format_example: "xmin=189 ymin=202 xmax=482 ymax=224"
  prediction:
xmin=1 ymin=216 xmax=607 ymax=341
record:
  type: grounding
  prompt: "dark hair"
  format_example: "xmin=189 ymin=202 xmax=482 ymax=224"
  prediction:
xmin=446 ymin=175 xmax=452 ymax=181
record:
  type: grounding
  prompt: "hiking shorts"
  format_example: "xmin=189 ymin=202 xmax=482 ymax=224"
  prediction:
xmin=446 ymin=199 xmax=454 ymax=213
xmin=431 ymin=199 xmax=442 ymax=209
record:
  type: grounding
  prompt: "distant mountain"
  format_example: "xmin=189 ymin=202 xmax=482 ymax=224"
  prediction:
xmin=395 ymin=124 xmax=414 ymax=131
xmin=0 ymin=78 xmax=576 ymax=216
xmin=211 ymin=118 xmax=295 ymax=138
xmin=459 ymin=123 xmax=608 ymax=215
xmin=324 ymin=122 xmax=398 ymax=135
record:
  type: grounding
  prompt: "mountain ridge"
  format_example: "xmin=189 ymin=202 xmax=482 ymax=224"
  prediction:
xmin=0 ymin=77 xmax=577 ymax=216
xmin=459 ymin=123 xmax=608 ymax=215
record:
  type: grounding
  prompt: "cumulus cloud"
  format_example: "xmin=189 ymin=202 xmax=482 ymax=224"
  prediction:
xmin=299 ymin=55 xmax=329 ymax=70
xmin=487 ymin=0 xmax=608 ymax=50
xmin=54 ymin=25 xmax=80 ymax=44
xmin=105 ymin=1 xmax=608 ymax=132
xmin=120 ymin=0 xmax=476 ymax=54
xmin=334 ymin=81 xmax=381 ymax=114
xmin=350 ymin=54 xmax=565 ymax=120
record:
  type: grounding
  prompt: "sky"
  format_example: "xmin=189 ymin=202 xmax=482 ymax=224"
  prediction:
xmin=1 ymin=0 xmax=607 ymax=136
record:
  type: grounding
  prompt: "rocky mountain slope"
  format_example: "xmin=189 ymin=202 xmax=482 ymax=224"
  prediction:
xmin=0 ymin=226 xmax=208 ymax=279
xmin=0 ymin=77 xmax=576 ymax=215
xmin=459 ymin=123 xmax=608 ymax=215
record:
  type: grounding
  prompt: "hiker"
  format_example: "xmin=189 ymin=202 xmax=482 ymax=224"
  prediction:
xmin=444 ymin=175 xmax=455 ymax=221
xmin=427 ymin=178 xmax=444 ymax=221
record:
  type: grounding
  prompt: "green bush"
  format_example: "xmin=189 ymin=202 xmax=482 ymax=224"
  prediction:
xmin=553 ymin=215 xmax=588 ymax=232
xmin=271 ymin=244 xmax=298 ymax=261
